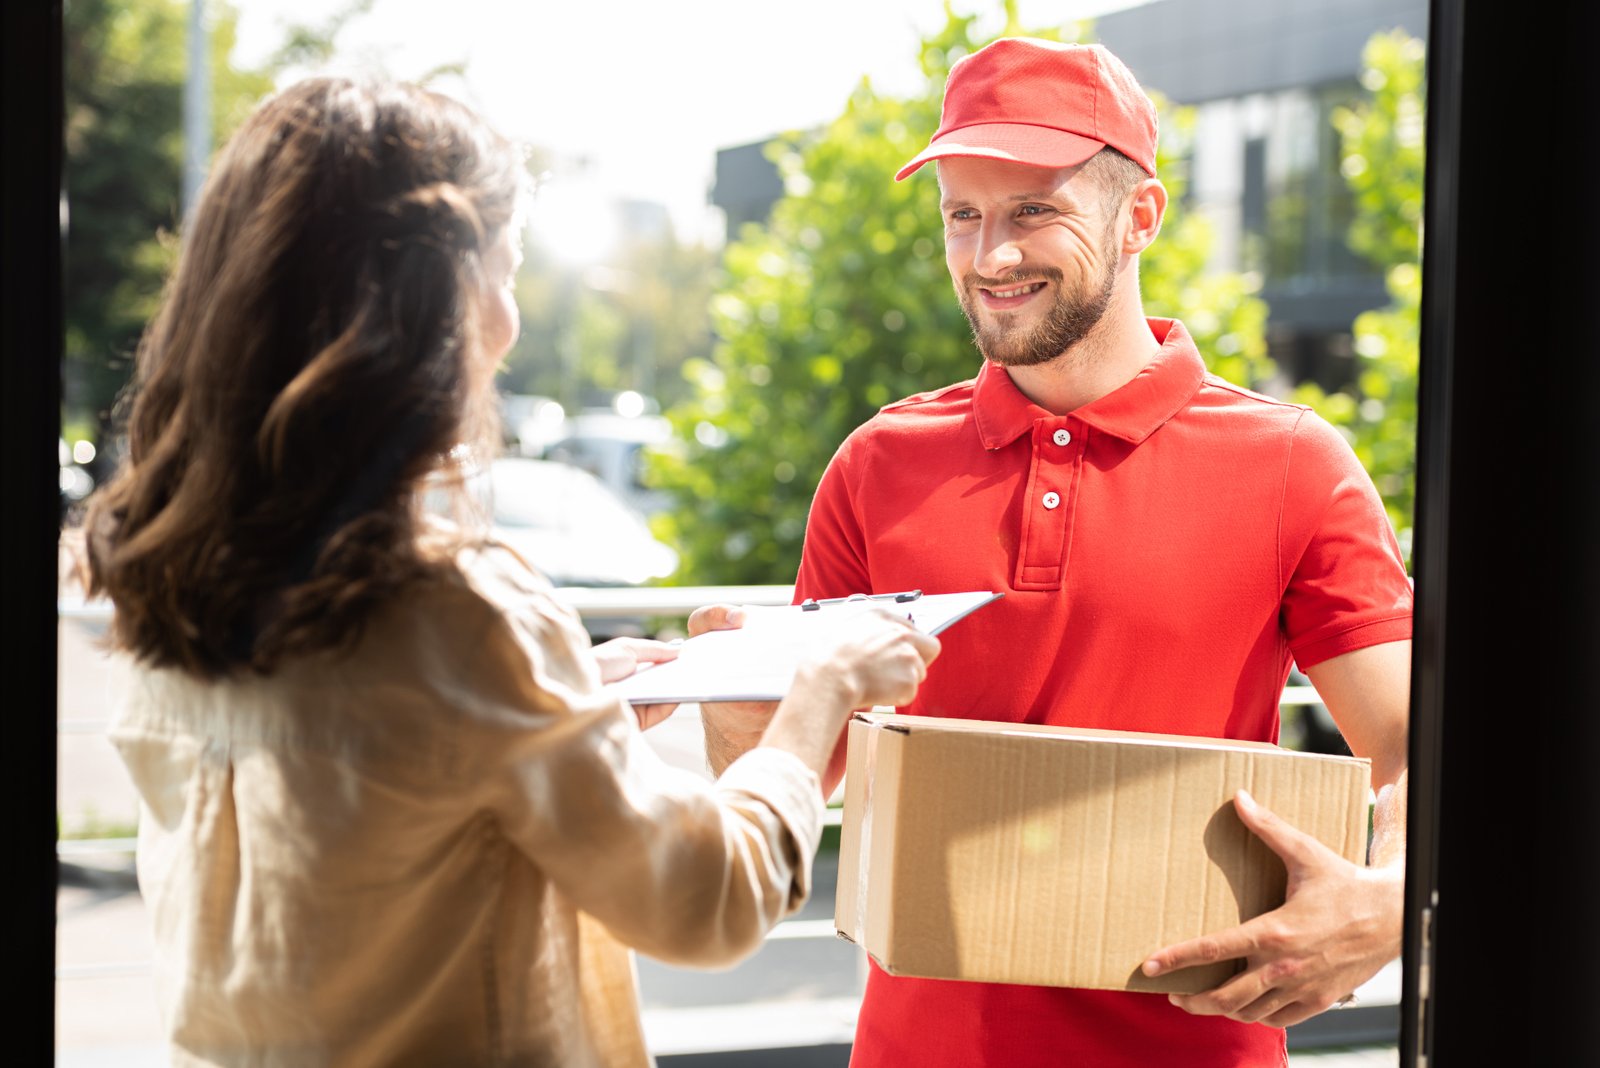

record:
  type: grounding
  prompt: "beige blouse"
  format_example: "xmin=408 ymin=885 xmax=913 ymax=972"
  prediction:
xmin=110 ymin=543 xmax=822 ymax=1067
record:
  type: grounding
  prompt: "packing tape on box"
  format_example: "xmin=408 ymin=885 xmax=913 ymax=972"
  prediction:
xmin=852 ymin=725 xmax=878 ymax=946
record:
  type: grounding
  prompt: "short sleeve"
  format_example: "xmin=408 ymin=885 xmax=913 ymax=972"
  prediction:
xmin=795 ymin=433 xmax=873 ymax=602
xmin=1278 ymin=411 xmax=1414 ymax=668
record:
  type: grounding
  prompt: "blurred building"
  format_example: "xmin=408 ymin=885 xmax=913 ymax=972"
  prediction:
xmin=711 ymin=138 xmax=786 ymax=240
xmin=1095 ymin=0 xmax=1428 ymax=391
xmin=709 ymin=0 xmax=1428 ymax=392
xmin=619 ymin=197 xmax=674 ymax=244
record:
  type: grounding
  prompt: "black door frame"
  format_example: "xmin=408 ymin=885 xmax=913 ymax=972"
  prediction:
xmin=1404 ymin=1 xmax=1600 ymax=1063
xmin=5 ymin=1 xmax=65 ymax=1061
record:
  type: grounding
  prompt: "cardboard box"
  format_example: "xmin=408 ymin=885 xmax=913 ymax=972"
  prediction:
xmin=834 ymin=712 xmax=1370 ymax=995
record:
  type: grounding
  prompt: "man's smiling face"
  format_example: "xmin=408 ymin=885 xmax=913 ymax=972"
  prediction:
xmin=938 ymin=155 xmax=1124 ymax=367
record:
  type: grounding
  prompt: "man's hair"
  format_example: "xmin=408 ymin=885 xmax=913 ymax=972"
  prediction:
xmin=1085 ymin=146 xmax=1148 ymax=214
xmin=85 ymin=78 xmax=528 ymax=678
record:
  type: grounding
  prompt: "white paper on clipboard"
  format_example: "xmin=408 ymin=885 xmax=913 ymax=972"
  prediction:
xmin=605 ymin=590 xmax=1002 ymax=704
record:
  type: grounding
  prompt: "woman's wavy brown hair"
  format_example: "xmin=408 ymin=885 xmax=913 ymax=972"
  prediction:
xmin=85 ymin=78 xmax=527 ymax=678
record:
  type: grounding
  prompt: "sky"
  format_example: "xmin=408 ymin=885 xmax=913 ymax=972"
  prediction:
xmin=230 ymin=0 xmax=1151 ymax=246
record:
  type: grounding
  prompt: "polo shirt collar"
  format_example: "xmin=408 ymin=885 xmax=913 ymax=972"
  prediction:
xmin=973 ymin=317 xmax=1208 ymax=449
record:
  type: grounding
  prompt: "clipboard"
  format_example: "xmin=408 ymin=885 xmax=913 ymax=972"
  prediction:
xmin=606 ymin=589 xmax=1003 ymax=705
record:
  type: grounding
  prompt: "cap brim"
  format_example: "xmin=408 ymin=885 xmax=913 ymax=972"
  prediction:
xmin=894 ymin=124 xmax=1107 ymax=181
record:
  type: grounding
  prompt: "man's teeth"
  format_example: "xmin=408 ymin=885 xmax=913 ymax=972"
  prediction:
xmin=990 ymin=282 xmax=1044 ymax=299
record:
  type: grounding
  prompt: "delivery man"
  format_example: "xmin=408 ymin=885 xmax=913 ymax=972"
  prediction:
xmin=696 ymin=37 xmax=1412 ymax=1068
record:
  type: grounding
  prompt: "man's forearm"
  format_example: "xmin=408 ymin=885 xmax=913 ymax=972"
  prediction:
xmin=1368 ymin=766 xmax=1408 ymax=870
xmin=701 ymin=706 xmax=769 ymax=777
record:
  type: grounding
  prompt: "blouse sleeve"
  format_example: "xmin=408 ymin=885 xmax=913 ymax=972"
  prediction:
xmin=455 ymin=543 xmax=824 ymax=968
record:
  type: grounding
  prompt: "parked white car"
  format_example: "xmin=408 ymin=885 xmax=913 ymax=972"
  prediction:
xmin=542 ymin=410 xmax=673 ymax=519
xmin=482 ymin=457 xmax=678 ymax=588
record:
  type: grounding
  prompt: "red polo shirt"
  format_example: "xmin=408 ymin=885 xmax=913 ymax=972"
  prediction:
xmin=794 ymin=318 xmax=1412 ymax=1068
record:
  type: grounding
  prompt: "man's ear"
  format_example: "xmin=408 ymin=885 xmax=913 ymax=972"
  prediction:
xmin=1123 ymin=178 xmax=1168 ymax=255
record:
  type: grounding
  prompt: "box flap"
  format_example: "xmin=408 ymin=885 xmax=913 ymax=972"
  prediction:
xmin=851 ymin=710 xmax=1368 ymax=769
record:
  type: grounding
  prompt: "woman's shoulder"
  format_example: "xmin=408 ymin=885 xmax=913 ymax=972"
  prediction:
xmin=392 ymin=528 xmax=602 ymax=704
xmin=412 ymin=515 xmax=550 ymax=611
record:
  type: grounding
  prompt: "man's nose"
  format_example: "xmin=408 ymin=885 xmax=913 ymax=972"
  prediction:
xmin=973 ymin=224 xmax=1023 ymax=279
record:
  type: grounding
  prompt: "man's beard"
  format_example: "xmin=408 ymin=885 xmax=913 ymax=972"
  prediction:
xmin=958 ymin=245 xmax=1119 ymax=368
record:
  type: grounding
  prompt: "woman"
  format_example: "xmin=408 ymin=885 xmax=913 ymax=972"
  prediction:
xmin=85 ymin=78 xmax=938 ymax=1067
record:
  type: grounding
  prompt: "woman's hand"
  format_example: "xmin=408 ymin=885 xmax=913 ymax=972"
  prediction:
xmin=592 ymin=636 xmax=681 ymax=730
xmin=794 ymin=608 xmax=941 ymax=712
xmin=762 ymin=609 xmax=942 ymax=779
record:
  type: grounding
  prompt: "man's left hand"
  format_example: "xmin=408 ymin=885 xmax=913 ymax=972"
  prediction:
xmin=1140 ymin=787 xmax=1402 ymax=1027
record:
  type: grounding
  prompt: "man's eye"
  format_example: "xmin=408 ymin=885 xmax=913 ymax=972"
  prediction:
xmin=1019 ymin=204 xmax=1049 ymax=216
xmin=949 ymin=209 xmax=976 ymax=221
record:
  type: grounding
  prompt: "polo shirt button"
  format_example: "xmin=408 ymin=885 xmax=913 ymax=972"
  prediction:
xmin=1052 ymin=429 xmax=1072 ymax=446
xmin=1042 ymin=492 xmax=1061 ymax=510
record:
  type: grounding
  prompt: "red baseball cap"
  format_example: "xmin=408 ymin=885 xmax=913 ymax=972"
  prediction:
xmin=896 ymin=38 xmax=1158 ymax=181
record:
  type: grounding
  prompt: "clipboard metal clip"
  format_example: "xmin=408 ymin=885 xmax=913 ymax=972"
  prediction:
xmin=799 ymin=589 xmax=922 ymax=611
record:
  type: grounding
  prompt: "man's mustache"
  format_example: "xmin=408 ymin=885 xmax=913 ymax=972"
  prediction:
xmin=962 ymin=267 xmax=1065 ymax=290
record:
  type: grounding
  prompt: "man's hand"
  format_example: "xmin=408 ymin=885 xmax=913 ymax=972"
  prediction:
xmin=592 ymin=636 xmax=680 ymax=731
xmin=1141 ymin=788 xmax=1402 ymax=1028
xmin=686 ymin=604 xmax=780 ymax=775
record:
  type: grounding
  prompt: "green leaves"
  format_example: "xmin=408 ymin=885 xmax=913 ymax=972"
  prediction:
xmin=1297 ymin=29 xmax=1426 ymax=563
xmin=64 ymin=0 xmax=275 ymax=436
xmin=495 ymin=224 xmax=717 ymax=413
xmin=1332 ymin=31 xmax=1427 ymax=273
xmin=650 ymin=71 xmax=970 ymax=584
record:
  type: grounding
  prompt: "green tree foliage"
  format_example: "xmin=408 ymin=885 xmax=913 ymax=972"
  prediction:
xmin=496 ymin=228 xmax=717 ymax=415
xmin=63 ymin=0 xmax=274 ymax=444
xmin=1335 ymin=31 xmax=1425 ymax=271
xmin=1292 ymin=30 xmax=1425 ymax=558
xmin=63 ymin=0 xmax=391 ymax=451
xmin=651 ymin=4 xmax=1270 ymax=584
